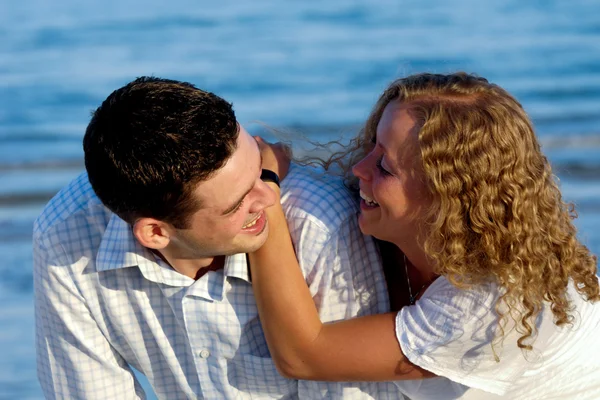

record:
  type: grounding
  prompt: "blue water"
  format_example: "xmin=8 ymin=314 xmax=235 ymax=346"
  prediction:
xmin=1 ymin=0 xmax=599 ymax=398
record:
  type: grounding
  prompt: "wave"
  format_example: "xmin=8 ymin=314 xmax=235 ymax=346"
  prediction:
xmin=0 ymin=159 xmax=83 ymax=172
xmin=0 ymin=166 xmax=599 ymax=211
xmin=0 ymin=125 xmax=597 ymax=208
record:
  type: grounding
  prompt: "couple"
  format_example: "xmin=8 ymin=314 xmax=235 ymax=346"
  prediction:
xmin=34 ymin=73 xmax=600 ymax=399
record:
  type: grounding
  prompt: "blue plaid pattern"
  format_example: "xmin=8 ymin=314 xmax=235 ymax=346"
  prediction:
xmin=34 ymin=164 xmax=404 ymax=399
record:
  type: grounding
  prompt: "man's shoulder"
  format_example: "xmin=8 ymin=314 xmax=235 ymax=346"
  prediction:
xmin=33 ymin=172 xmax=108 ymax=241
xmin=280 ymin=164 xmax=358 ymax=230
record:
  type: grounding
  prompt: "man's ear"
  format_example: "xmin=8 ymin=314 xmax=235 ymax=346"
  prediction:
xmin=132 ymin=218 xmax=172 ymax=250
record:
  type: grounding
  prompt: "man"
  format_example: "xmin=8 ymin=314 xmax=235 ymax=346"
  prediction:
xmin=33 ymin=77 xmax=398 ymax=399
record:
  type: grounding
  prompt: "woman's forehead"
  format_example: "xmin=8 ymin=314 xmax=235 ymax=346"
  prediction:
xmin=376 ymin=101 xmax=417 ymax=145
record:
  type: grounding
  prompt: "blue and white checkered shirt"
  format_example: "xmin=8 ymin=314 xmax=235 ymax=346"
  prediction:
xmin=34 ymin=164 xmax=402 ymax=399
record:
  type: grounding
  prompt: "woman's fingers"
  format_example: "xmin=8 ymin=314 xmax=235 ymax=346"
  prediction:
xmin=274 ymin=142 xmax=293 ymax=162
xmin=254 ymin=137 xmax=292 ymax=180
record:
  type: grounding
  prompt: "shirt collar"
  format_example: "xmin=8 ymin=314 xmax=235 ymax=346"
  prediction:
xmin=185 ymin=253 xmax=250 ymax=301
xmin=224 ymin=253 xmax=251 ymax=283
xmin=96 ymin=213 xmax=252 ymax=291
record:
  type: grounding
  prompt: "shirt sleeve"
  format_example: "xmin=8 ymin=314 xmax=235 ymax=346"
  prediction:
xmin=34 ymin=235 xmax=145 ymax=400
xmin=293 ymin=213 xmax=387 ymax=321
xmin=395 ymin=279 xmax=516 ymax=396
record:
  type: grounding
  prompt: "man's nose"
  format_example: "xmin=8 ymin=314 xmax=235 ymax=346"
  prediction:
xmin=249 ymin=179 xmax=278 ymax=213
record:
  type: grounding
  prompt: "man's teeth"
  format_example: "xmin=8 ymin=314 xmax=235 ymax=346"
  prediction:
xmin=360 ymin=190 xmax=379 ymax=206
xmin=243 ymin=215 xmax=260 ymax=228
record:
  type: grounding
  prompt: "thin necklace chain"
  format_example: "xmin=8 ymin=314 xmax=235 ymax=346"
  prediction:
xmin=404 ymin=253 xmax=428 ymax=305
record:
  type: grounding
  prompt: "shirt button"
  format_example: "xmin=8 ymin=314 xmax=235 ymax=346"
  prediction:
xmin=199 ymin=349 xmax=210 ymax=359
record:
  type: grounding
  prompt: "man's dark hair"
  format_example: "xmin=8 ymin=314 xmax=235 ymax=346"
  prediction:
xmin=83 ymin=76 xmax=239 ymax=228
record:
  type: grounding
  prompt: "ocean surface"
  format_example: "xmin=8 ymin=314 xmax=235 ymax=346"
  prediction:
xmin=1 ymin=0 xmax=599 ymax=398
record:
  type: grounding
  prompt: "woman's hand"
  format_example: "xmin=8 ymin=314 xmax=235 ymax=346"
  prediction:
xmin=254 ymin=136 xmax=292 ymax=180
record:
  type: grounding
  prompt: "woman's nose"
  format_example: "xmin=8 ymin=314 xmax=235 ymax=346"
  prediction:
xmin=352 ymin=153 xmax=372 ymax=181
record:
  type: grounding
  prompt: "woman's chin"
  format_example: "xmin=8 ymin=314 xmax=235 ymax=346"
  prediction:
xmin=358 ymin=217 xmax=393 ymax=243
xmin=357 ymin=214 xmax=375 ymax=236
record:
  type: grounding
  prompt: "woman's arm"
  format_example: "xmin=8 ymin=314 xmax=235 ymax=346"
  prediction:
xmin=250 ymin=140 xmax=434 ymax=382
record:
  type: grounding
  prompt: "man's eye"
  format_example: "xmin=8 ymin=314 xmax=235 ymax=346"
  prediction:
xmin=232 ymin=199 xmax=245 ymax=213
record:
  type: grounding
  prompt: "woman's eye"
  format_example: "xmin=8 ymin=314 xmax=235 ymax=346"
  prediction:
xmin=376 ymin=156 xmax=392 ymax=176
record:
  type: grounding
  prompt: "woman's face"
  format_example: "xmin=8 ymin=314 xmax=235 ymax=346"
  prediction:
xmin=352 ymin=100 xmax=431 ymax=246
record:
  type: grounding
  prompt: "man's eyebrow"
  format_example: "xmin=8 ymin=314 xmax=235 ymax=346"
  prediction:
xmin=221 ymin=142 xmax=263 ymax=216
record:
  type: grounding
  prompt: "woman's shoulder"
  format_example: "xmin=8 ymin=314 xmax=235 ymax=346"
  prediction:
xmin=397 ymin=278 xmax=522 ymax=396
xmin=419 ymin=277 xmax=500 ymax=316
xmin=397 ymin=277 xmax=501 ymax=352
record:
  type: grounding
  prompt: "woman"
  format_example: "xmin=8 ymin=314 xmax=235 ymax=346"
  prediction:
xmin=251 ymin=72 xmax=600 ymax=399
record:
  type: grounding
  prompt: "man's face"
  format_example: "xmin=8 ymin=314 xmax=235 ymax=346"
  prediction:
xmin=167 ymin=126 xmax=277 ymax=260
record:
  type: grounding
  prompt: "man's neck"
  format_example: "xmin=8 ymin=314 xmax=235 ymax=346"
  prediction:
xmin=192 ymin=256 xmax=225 ymax=280
xmin=152 ymin=250 xmax=226 ymax=280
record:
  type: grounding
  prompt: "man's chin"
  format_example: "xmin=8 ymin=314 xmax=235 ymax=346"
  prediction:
xmin=244 ymin=234 xmax=269 ymax=254
xmin=227 ymin=229 xmax=270 ymax=255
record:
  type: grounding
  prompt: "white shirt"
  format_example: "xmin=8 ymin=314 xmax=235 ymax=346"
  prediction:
xmin=394 ymin=276 xmax=600 ymax=400
xmin=34 ymin=164 xmax=402 ymax=399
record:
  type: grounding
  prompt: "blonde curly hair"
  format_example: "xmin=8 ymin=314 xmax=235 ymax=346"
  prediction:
xmin=324 ymin=72 xmax=599 ymax=353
